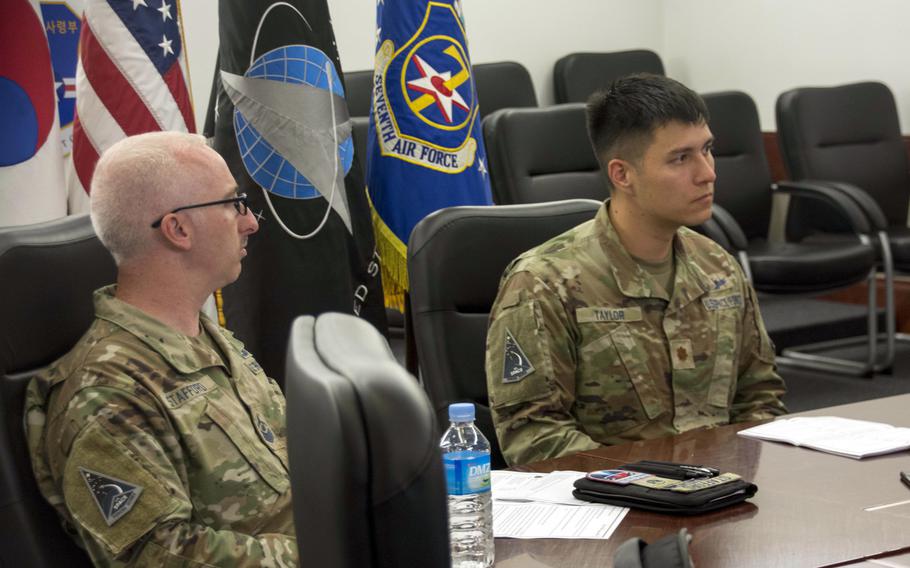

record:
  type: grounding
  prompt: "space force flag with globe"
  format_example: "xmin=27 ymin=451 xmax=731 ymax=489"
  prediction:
xmin=368 ymin=0 xmax=493 ymax=306
xmin=0 ymin=0 xmax=68 ymax=227
xmin=207 ymin=0 xmax=387 ymax=384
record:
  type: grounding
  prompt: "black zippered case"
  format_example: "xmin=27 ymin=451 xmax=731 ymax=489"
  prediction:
xmin=572 ymin=472 xmax=757 ymax=515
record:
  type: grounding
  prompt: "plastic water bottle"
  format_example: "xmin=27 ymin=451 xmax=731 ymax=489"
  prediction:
xmin=440 ymin=402 xmax=494 ymax=568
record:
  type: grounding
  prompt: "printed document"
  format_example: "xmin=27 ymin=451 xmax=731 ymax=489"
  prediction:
xmin=737 ymin=416 xmax=910 ymax=458
xmin=491 ymin=470 xmax=628 ymax=539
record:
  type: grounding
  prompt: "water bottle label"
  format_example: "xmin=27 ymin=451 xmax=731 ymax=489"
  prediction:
xmin=443 ymin=451 xmax=491 ymax=495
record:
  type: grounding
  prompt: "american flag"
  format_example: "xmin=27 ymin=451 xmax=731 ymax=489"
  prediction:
xmin=67 ymin=0 xmax=195 ymax=212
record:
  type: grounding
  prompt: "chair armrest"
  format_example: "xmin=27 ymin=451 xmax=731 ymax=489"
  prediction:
xmin=708 ymin=204 xmax=749 ymax=252
xmin=694 ymin=217 xmax=733 ymax=252
xmin=773 ymin=180 xmax=874 ymax=235
xmin=812 ymin=180 xmax=888 ymax=231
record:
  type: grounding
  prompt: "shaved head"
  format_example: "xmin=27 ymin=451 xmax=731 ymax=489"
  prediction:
xmin=90 ymin=132 xmax=216 ymax=264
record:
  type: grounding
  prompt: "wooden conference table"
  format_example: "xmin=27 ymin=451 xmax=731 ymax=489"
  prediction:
xmin=494 ymin=394 xmax=910 ymax=568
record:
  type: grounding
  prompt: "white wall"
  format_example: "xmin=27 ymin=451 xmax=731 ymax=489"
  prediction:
xmin=664 ymin=0 xmax=910 ymax=132
xmin=181 ymin=0 xmax=218 ymax=130
xmin=181 ymin=0 xmax=910 ymax=134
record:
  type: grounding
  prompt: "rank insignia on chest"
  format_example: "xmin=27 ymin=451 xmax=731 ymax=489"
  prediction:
xmin=80 ymin=467 xmax=143 ymax=526
xmin=670 ymin=339 xmax=696 ymax=370
xmin=709 ymin=273 xmax=734 ymax=291
xmin=502 ymin=328 xmax=535 ymax=384
xmin=256 ymin=414 xmax=275 ymax=446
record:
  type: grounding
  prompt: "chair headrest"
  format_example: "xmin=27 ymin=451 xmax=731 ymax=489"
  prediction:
xmin=408 ymin=199 xmax=602 ymax=313
xmin=312 ymin=312 xmax=396 ymax=373
xmin=473 ymin=61 xmax=538 ymax=116
xmin=553 ymin=50 xmax=665 ymax=104
xmin=777 ymin=81 xmax=901 ymax=151
xmin=483 ymin=104 xmax=595 ymax=174
xmin=0 ymin=215 xmax=116 ymax=376
xmin=288 ymin=313 xmax=438 ymax=503
xmin=703 ymin=91 xmax=764 ymax=158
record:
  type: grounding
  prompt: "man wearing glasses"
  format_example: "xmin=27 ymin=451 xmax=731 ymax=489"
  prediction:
xmin=25 ymin=132 xmax=299 ymax=566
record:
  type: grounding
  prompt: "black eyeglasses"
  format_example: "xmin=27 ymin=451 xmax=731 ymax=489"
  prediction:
xmin=151 ymin=194 xmax=249 ymax=228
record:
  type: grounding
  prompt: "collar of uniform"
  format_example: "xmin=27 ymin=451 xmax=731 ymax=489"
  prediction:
xmin=595 ymin=202 xmax=665 ymax=299
xmin=93 ymin=285 xmax=227 ymax=375
xmin=199 ymin=315 xmax=248 ymax=379
xmin=595 ymin=203 xmax=714 ymax=307
xmin=666 ymin=228 xmax=715 ymax=312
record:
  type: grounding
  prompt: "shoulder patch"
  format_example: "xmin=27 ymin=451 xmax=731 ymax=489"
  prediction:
xmin=502 ymin=329 xmax=535 ymax=384
xmin=256 ymin=414 xmax=276 ymax=446
xmin=80 ymin=468 xmax=143 ymax=527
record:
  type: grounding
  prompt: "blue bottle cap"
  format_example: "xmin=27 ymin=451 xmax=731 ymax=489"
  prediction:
xmin=448 ymin=402 xmax=475 ymax=422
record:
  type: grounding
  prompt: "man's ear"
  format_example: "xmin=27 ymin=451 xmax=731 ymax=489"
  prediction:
xmin=158 ymin=214 xmax=193 ymax=251
xmin=607 ymin=158 xmax=635 ymax=197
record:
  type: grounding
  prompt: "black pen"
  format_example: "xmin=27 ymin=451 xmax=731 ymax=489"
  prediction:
xmin=638 ymin=460 xmax=720 ymax=477
xmin=624 ymin=462 xmax=714 ymax=480
xmin=676 ymin=465 xmax=718 ymax=478
xmin=900 ymin=471 xmax=910 ymax=490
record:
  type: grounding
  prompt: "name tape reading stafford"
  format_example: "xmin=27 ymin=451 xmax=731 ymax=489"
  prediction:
xmin=164 ymin=381 xmax=213 ymax=408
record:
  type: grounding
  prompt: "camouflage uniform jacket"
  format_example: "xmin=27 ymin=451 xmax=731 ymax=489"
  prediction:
xmin=25 ymin=286 xmax=297 ymax=567
xmin=485 ymin=202 xmax=787 ymax=466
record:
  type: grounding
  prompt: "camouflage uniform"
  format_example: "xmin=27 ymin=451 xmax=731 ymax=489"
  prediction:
xmin=25 ymin=286 xmax=297 ymax=567
xmin=486 ymin=202 xmax=787 ymax=466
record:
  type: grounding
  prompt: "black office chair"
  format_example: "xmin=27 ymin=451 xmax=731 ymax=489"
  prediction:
xmin=285 ymin=312 xmax=449 ymax=568
xmin=473 ymin=61 xmax=538 ymax=119
xmin=407 ymin=200 xmax=602 ymax=469
xmin=553 ymin=49 xmax=665 ymax=104
xmin=0 ymin=214 xmax=116 ymax=568
xmin=351 ymin=116 xmax=370 ymax=176
xmin=777 ymin=81 xmax=910 ymax=370
xmin=343 ymin=69 xmax=374 ymax=117
xmin=704 ymin=91 xmax=879 ymax=375
xmin=483 ymin=104 xmax=605 ymax=204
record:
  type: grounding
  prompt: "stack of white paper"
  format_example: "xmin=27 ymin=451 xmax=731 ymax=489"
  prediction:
xmin=737 ymin=416 xmax=910 ymax=459
xmin=490 ymin=470 xmax=628 ymax=539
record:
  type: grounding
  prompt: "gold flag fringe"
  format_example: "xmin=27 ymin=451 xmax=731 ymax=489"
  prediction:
xmin=215 ymin=289 xmax=226 ymax=327
xmin=368 ymin=190 xmax=408 ymax=312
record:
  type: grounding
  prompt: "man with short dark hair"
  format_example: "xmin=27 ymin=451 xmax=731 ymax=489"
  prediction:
xmin=485 ymin=74 xmax=786 ymax=466
xmin=25 ymin=132 xmax=299 ymax=565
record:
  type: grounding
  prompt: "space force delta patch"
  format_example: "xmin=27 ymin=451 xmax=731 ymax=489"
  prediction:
xmin=80 ymin=467 xmax=143 ymax=526
xmin=502 ymin=329 xmax=535 ymax=384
